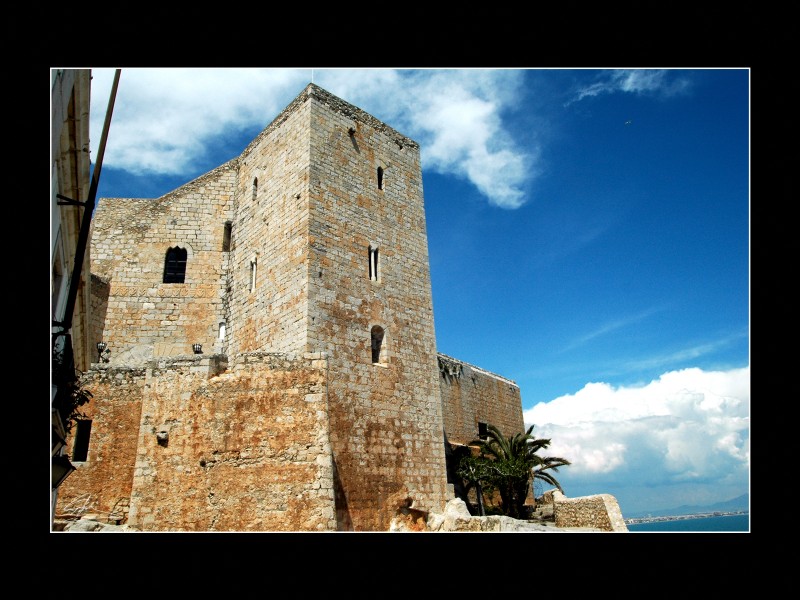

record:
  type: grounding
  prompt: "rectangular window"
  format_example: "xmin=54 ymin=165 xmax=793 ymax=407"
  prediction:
xmin=72 ymin=419 xmax=92 ymax=462
xmin=222 ymin=222 xmax=232 ymax=252
xmin=478 ymin=422 xmax=488 ymax=439
xmin=369 ymin=246 xmax=379 ymax=281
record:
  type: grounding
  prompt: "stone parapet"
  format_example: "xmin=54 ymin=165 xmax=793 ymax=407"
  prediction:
xmin=552 ymin=490 xmax=628 ymax=532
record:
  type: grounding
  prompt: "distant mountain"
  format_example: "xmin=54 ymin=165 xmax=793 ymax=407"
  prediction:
xmin=625 ymin=493 xmax=749 ymax=519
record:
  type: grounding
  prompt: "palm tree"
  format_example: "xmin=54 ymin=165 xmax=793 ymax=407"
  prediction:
xmin=531 ymin=453 xmax=571 ymax=494
xmin=465 ymin=423 xmax=571 ymax=519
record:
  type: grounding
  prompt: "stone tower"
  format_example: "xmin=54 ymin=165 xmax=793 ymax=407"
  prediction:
xmin=229 ymin=83 xmax=448 ymax=529
xmin=64 ymin=84 xmax=451 ymax=531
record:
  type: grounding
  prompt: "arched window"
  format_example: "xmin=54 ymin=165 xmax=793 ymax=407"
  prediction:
xmin=249 ymin=257 xmax=257 ymax=293
xmin=371 ymin=325 xmax=384 ymax=364
xmin=377 ymin=166 xmax=384 ymax=190
xmin=163 ymin=247 xmax=187 ymax=283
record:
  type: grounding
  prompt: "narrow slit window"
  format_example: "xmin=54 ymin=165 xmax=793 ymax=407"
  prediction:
xmin=371 ymin=326 xmax=384 ymax=364
xmin=222 ymin=221 xmax=232 ymax=252
xmin=163 ymin=247 xmax=187 ymax=283
xmin=219 ymin=322 xmax=226 ymax=340
xmin=249 ymin=258 xmax=257 ymax=293
xmin=72 ymin=419 xmax=92 ymax=462
xmin=252 ymin=177 xmax=258 ymax=201
xmin=377 ymin=166 xmax=384 ymax=190
xmin=368 ymin=246 xmax=379 ymax=281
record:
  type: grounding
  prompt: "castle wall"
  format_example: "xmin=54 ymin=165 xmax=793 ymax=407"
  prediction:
xmin=305 ymin=87 xmax=448 ymax=530
xmin=56 ymin=366 xmax=146 ymax=522
xmin=57 ymin=353 xmax=336 ymax=532
xmin=59 ymin=83 xmax=525 ymax=532
xmin=438 ymin=354 xmax=524 ymax=445
xmin=89 ymin=273 xmax=109 ymax=358
xmin=227 ymin=93 xmax=312 ymax=356
xmin=89 ymin=162 xmax=236 ymax=361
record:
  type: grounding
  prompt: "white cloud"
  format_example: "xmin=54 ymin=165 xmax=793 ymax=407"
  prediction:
xmin=90 ymin=68 xmax=534 ymax=209
xmin=569 ymin=69 xmax=692 ymax=104
xmin=399 ymin=70 xmax=533 ymax=209
xmin=90 ymin=68 xmax=309 ymax=176
xmin=561 ymin=305 xmax=667 ymax=352
xmin=523 ymin=366 xmax=750 ymax=487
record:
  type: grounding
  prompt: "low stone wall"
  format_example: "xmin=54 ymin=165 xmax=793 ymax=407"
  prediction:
xmin=551 ymin=490 xmax=628 ymax=532
xmin=389 ymin=498 xmax=611 ymax=533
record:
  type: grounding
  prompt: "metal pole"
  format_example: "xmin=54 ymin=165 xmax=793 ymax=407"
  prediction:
xmin=57 ymin=68 xmax=121 ymax=333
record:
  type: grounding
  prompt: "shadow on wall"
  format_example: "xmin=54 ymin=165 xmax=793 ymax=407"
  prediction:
xmin=332 ymin=456 xmax=352 ymax=531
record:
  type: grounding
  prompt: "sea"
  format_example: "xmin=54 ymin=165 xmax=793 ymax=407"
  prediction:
xmin=626 ymin=513 xmax=749 ymax=532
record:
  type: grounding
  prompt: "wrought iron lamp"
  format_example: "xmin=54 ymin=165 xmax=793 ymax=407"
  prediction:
xmin=96 ymin=342 xmax=110 ymax=363
xmin=192 ymin=343 xmax=203 ymax=354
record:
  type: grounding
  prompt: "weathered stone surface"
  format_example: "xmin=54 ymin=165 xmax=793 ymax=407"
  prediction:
xmin=387 ymin=498 xmax=615 ymax=533
xmin=54 ymin=83 xmax=611 ymax=533
xmin=438 ymin=354 xmax=524 ymax=446
xmin=552 ymin=490 xmax=629 ymax=532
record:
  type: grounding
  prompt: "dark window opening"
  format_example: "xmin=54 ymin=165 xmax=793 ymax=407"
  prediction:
xmin=222 ymin=221 xmax=232 ymax=252
xmin=163 ymin=247 xmax=187 ymax=283
xmin=253 ymin=177 xmax=258 ymax=201
xmin=371 ymin=325 xmax=384 ymax=363
xmin=478 ymin=422 xmax=488 ymax=439
xmin=377 ymin=166 xmax=384 ymax=190
xmin=369 ymin=246 xmax=379 ymax=281
xmin=72 ymin=419 xmax=92 ymax=462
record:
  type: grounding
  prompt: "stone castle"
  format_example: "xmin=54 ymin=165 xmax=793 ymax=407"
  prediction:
xmin=55 ymin=83 xmax=525 ymax=531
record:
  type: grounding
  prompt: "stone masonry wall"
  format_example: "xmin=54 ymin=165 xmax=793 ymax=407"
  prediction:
xmin=57 ymin=353 xmax=336 ymax=532
xmin=305 ymin=85 xmax=448 ymax=530
xmin=226 ymin=94 xmax=311 ymax=357
xmin=56 ymin=365 xmax=146 ymax=523
xmin=438 ymin=353 xmax=525 ymax=445
xmin=62 ymin=83 xmax=525 ymax=533
xmin=128 ymin=352 xmax=335 ymax=531
xmin=88 ymin=273 xmax=109 ymax=359
xmin=89 ymin=161 xmax=236 ymax=362
xmin=551 ymin=490 xmax=629 ymax=532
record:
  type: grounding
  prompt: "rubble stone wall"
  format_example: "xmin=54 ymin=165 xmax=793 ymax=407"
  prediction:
xmin=56 ymin=365 xmax=146 ymax=523
xmin=57 ymin=352 xmax=336 ymax=532
xmin=552 ymin=490 xmax=629 ymax=532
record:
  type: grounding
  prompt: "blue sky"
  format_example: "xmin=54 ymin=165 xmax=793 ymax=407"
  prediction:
xmin=85 ymin=68 xmax=750 ymax=518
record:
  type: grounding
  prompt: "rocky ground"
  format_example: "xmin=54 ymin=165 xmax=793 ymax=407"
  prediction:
xmin=54 ymin=498 xmax=609 ymax=533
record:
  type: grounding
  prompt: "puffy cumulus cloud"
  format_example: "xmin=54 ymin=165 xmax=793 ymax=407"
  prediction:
xmin=291 ymin=69 xmax=534 ymax=209
xmin=91 ymin=68 xmax=535 ymax=209
xmin=90 ymin=68 xmax=310 ymax=176
xmin=523 ymin=366 xmax=750 ymax=488
xmin=399 ymin=70 xmax=533 ymax=209
xmin=569 ymin=69 xmax=692 ymax=104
